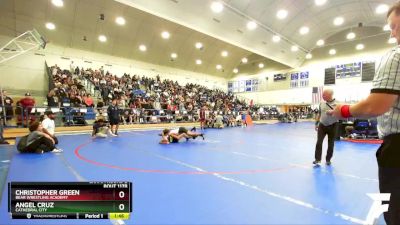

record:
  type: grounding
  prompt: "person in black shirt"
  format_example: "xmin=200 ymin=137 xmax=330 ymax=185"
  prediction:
xmin=107 ymin=98 xmax=120 ymax=135
xmin=0 ymin=90 xmax=14 ymax=124
xmin=69 ymin=94 xmax=82 ymax=107
xmin=0 ymin=113 xmax=9 ymax=144
xmin=47 ymin=89 xmax=59 ymax=107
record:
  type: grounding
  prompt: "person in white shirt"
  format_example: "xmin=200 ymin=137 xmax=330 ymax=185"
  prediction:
xmin=41 ymin=111 xmax=62 ymax=151
xmin=52 ymin=65 xmax=58 ymax=76
xmin=69 ymin=61 xmax=75 ymax=74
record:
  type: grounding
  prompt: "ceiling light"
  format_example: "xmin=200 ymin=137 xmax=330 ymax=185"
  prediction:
xmin=115 ymin=17 xmax=126 ymax=25
xmin=356 ymin=44 xmax=364 ymax=50
xmin=139 ymin=44 xmax=147 ymax=52
xmin=388 ymin=37 xmax=397 ymax=44
xmin=315 ymin=0 xmax=327 ymax=6
xmin=291 ymin=45 xmax=299 ymax=52
xmin=276 ymin=9 xmax=288 ymax=19
xmin=171 ymin=53 xmax=177 ymax=59
xmin=333 ymin=17 xmax=344 ymax=26
xmin=329 ymin=49 xmax=336 ymax=55
xmin=221 ymin=51 xmax=228 ymax=57
xmin=247 ymin=21 xmax=257 ymax=30
xmin=258 ymin=63 xmax=264 ymax=68
xmin=211 ymin=1 xmax=224 ymax=13
xmin=98 ymin=35 xmax=107 ymax=42
xmin=376 ymin=4 xmax=389 ymax=14
xmin=383 ymin=24 xmax=390 ymax=31
xmin=51 ymin=0 xmax=63 ymax=7
xmin=306 ymin=53 xmax=312 ymax=59
xmin=233 ymin=68 xmax=239 ymax=73
xmin=346 ymin=32 xmax=356 ymax=40
xmin=216 ymin=64 xmax=222 ymax=70
xmin=299 ymin=26 xmax=309 ymax=35
xmin=272 ymin=35 xmax=281 ymax=42
xmin=195 ymin=42 xmax=203 ymax=49
xmin=241 ymin=58 xmax=248 ymax=63
xmin=316 ymin=39 xmax=325 ymax=46
xmin=45 ymin=22 xmax=56 ymax=30
xmin=196 ymin=59 xmax=202 ymax=65
xmin=161 ymin=31 xmax=170 ymax=39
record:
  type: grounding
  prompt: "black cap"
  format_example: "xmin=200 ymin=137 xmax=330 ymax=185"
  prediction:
xmin=45 ymin=110 xmax=54 ymax=116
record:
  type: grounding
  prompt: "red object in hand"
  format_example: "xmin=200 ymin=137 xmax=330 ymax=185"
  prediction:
xmin=340 ymin=105 xmax=352 ymax=118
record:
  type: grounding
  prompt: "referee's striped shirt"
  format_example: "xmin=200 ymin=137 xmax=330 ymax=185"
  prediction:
xmin=371 ymin=46 xmax=400 ymax=138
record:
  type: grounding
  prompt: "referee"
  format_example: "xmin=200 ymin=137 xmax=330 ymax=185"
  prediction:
xmin=107 ymin=98 xmax=120 ymax=136
xmin=329 ymin=2 xmax=400 ymax=224
xmin=313 ymin=89 xmax=338 ymax=166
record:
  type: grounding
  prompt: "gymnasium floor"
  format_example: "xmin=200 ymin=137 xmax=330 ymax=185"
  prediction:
xmin=0 ymin=122 xmax=384 ymax=224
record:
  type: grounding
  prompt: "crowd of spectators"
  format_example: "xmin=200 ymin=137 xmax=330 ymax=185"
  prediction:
xmin=0 ymin=64 xmax=316 ymax=128
xmin=47 ymin=64 xmax=94 ymax=108
xmin=47 ymin=63 xmax=259 ymax=125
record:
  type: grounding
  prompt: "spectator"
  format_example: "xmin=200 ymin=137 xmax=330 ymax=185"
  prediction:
xmin=0 ymin=114 xmax=9 ymax=144
xmin=47 ymin=89 xmax=59 ymax=107
xmin=70 ymin=61 xmax=75 ymax=74
xmin=75 ymin=66 xmax=80 ymax=76
xmin=52 ymin=64 xmax=58 ymax=76
xmin=18 ymin=93 xmax=35 ymax=113
xmin=83 ymin=94 xmax=94 ymax=107
xmin=48 ymin=64 xmax=261 ymax=125
xmin=122 ymin=110 xmax=133 ymax=125
xmin=0 ymin=90 xmax=14 ymax=124
xmin=69 ymin=93 xmax=81 ymax=107
xmin=215 ymin=113 xmax=224 ymax=129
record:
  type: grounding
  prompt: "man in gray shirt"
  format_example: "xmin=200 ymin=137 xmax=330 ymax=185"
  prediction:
xmin=313 ymin=89 xmax=338 ymax=166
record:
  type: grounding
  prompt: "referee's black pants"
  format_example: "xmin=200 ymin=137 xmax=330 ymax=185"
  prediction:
xmin=376 ymin=133 xmax=400 ymax=225
xmin=314 ymin=123 xmax=337 ymax=162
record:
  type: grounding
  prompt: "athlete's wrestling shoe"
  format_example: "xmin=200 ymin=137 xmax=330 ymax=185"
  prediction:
xmin=312 ymin=160 xmax=321 ymax=166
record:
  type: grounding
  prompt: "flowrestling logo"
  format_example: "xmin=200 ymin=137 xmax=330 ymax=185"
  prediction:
xmin=365 ymin=193 xmax=390 ymax=225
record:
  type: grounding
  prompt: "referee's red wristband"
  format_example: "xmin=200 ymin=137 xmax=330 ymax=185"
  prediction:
xmin=340 ymin=105 xmax=352 ymax=118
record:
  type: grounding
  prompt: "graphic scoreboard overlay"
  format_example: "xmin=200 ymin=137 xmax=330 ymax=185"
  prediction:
xmin=8 ymin=182 xmax=132 ymax=220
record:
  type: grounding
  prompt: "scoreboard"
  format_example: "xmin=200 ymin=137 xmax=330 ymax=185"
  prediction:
xmin=335 ymin=62 xmax=361 ymax=78
xmin=8 ymin=182 xmax=132 ymax=220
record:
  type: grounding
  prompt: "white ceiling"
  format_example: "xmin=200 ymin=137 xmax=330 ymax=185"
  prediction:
xmin=1 ymin=0 xmax=287 ymax=77
xmin=0 ymin=0 xmax=395 ymax=78
xmin=116 ymin=0 xmax=395 ymax=67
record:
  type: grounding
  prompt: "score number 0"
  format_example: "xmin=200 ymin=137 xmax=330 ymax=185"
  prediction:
xmin=118 ymin=191 xmax=126 ymax=211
